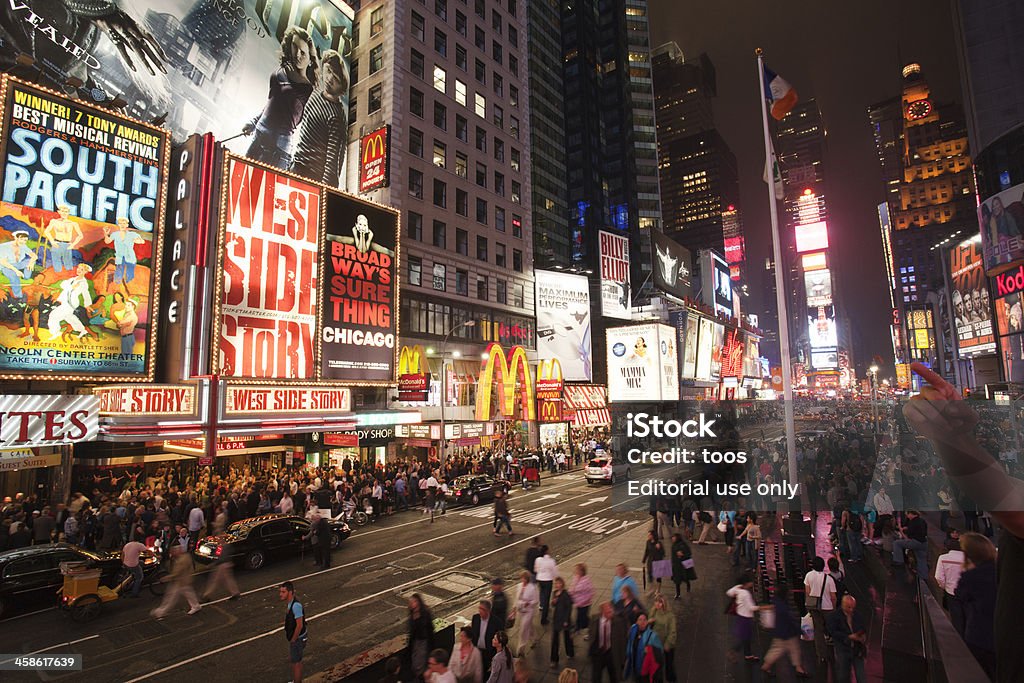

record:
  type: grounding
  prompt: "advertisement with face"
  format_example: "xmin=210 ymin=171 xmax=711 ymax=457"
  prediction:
xmin=651 ymin=231 xmax=692 ymax=300
xmin=979 ymin=182 xmax=1024 ymax=274
xmin=0 ymin=0 xmax=354 ymax=188
xmin=695 ymin=317 xmax=715 ymax=381
xmin=321 ymin=189 xmax=398 ymax=382
xmin=710 ymin=322 xmax=725 ymax=381
xmin=598 ymin=230 xmax=630 ymax=319
xmin=808 ymin=305 xmax=838 ymax=348
xmin=682 ymin=315 xmax=699 ymax=379
xmin=948 ymin=238 xmax=995 ymax=355
xmin=804 ymin=269 xmax=833 ymax=307
xmin=606 ymin=323 xmax=675 ymax=402
xmin=535 ymin=270 xmax=592 ymax=381
xmin=0 ymin=77 xmax=169 ymax=379
xmin=218 ymin=156 xmax=320 ymax=379
xmin=743 ymin=335 xmax=761 ymax=378
xmin=996 ymin=292 xmax=1024 ymax=337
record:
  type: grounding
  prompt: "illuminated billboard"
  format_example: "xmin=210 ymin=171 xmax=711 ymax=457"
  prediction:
xmin=811 ymin=350 xmax=838 ymax=370
xmin=0 ymin=0 xmax=355 ymax=189
xmin=682 ymin=315 xmax=699 ymax=379
xmin=948 ymin=237 xmax=995 ymax=356
xmin=724 ymin=236 xmax=745 ymax=265
xmin=606 ymin=323 xmax=677 ymax=402
xmin=801 ymin=252 xmax=827 ymax=271
xmin=695 ymin=317 xmax=715 ymax=382
xmin=700 ymin=250 xmax=733 ymax=318
xmin=721 ymin=329 xmax=745 ymax=378
xmin=652 ymin=231 xmax=692 ymax=300
xmin=536 ymin=270 xmax=592 ymax=381
xmin=795 ymin=221 xmax=829 ymax=253
xmin=804 ymin=269 xmax=833 ymax=307
xmin=599 ymin=230 xmax=631 ymax=319
xmin=808 ymin=305 xmax=838 ymax=349
xmin=0 ymin=76 xmax=169 ymax=380
xmin=979 ymin=182 xmax=1024 ymax=274
xmin=359 ymin=126 xmax=391 ymax=193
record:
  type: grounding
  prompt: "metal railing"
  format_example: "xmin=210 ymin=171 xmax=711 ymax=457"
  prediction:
xmin=917 ymin=577 xmax=990 ymax=682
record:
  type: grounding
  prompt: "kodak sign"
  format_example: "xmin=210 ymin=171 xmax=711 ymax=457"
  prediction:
xmin=475 ymin=342 xmax=536 ymax=421
xmin=359 ymin=125 xmax=390 ymax=193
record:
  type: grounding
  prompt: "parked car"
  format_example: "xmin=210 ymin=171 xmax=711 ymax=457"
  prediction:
xmin=585 ymin=454 xmax=631 ymax=485
xmin=194 ymin=514 xmax=351 ymax=571
xmin=0 ymin=543 xmax=160 ymax=617
xmin=451 ymin=475 xmax=509 ymax=505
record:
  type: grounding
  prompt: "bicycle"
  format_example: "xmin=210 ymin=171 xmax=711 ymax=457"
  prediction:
xmin=115 ymin=564 xmax=168 ymax=597
xmin=338 ymin=501 xmax=369 ymax=527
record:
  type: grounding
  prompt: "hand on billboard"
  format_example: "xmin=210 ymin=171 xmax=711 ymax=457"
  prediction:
xmin=96 ymin=10 xmax=167 ymax=76
xmin=903 ymin=362 xmax=978 ymax=446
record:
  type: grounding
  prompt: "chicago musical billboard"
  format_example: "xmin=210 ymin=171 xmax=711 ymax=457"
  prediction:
xmin=0 ymin=76 xmax=169 ymax=380
xmin=599 ymin=230 xmax=630 ymax=319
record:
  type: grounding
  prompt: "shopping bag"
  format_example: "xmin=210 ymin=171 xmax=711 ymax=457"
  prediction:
xmin=800 ymin=613 xmax=814 ymax=641
xmin=717 ymin=521 xmax=728 ymax=533
xmin=652 ymin=559 xmax=672 ymax=579
xmin=681 ymin=558 xmax=695 ymax=570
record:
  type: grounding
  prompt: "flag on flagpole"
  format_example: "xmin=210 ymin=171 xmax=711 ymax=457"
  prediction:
xmin=763 ymin=137 xmax=784 ymax=200
xmin=764 ymin=66 xmax=798 ymax=120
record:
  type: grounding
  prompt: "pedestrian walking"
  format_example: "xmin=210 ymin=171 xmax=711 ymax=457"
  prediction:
xmin=725 ymin=572 xmax=761 ymax=662
xmin=642 ymin=530 xmax=665 ymax=592
xmin=588 ymin=602 xmax=627 ymax=683
xmin=534 ymin=545 xmax=558 ymax=625
xmin=280 ymin=581 xmax=309 ymax=683
xmin=427 ymin=648 xmax=458 ymax=683
xmin=451 ymin=626 xmax=484 ymax=683
xmin=493 ymin=490 xmax=512 ymax=536
xmin=934 ymin=530 xmax=965 ymax=635
xmin=201 ymin=539 xmax=241 ymax=602
xmin=510 ymin=571 xmax=538 ymax=656
xmin=624 ymin=612 xmax=663 ymax=682
xmin=569 ymin=563 xmax=594 ymax=637
xmin=150 ymin=545 xmax=201 ymax=618
xmin=490 ymin=578 xmax=509 ymax=627
xmin=827 ymin=596 xmax=867 ymax=683
xmin=549 ymin=577 xmax=575 ymax=667
xmin=611 ymin=564 xmax=640 ymax=610
xmin=803 ymin=556 xmax=837 ymax=666
xmin=760 ymin=584 xmax=808 ymax=678
xmin=486 ymin=632 xmax=514 ymax=683
xmin=649 ymin=594 xmax=678 ymax=682
xmin=408 ymin=593 xmax=436 ymax=679
xmin=121 ymin=539 xmax=147 ymax=598
xmin=669 ymin=534 xmax=695 ymax=598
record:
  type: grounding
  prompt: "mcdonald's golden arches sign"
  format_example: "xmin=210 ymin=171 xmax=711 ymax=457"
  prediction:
xmin=398 ymin=345 xmax=429 ymax=401
xmin=359 ymin=125 xmax=391 ymax=193
xmin=476 ymin=342 xmax=536 ymax=421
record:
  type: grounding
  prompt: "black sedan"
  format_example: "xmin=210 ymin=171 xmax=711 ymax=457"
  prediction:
xmin=194 ymin=514 xmax=351 ymax=571
xmin=0 ymin=543 xmax=159 ymax=617
xmin=451 ymin=475 xmax=509 ymax=506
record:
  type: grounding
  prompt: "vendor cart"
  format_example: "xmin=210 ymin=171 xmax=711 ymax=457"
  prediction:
xmin=57 ymin=561 xmax=120 ymax=623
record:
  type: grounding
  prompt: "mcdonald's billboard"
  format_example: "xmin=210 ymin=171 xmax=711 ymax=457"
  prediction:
xmin=359 ymin=126 xmax=391 ymax=193
xmin=398 ymin=345 xmax=429 ymax=401
xmin=536 ymin=359 xmax=564 ymax=399
xmin=538 ymin=398 xmax=564 ymax=423
xmin=475 ymin=342 xmax=536 ymax=421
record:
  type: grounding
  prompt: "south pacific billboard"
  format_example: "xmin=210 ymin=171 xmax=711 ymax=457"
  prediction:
xmin=0 ymin=76 xmax=169 ymax=379
xmin=0 ymin=0 xmax=354 ymax=189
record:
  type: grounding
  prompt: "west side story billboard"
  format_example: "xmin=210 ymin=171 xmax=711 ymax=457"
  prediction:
xmin=0 ymin=0 xmax=354 ymax=188
xmin=0 ymin=76 xmax=169 ymax=380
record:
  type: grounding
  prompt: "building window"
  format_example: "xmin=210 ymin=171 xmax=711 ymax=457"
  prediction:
xmin=508 ymin=25 xmax=518 ymax=46
xmin=493 ymin=105 xmax=504 ymax=129
xmin=475 ymin=26 xmax=485 ymax=50
xmin=434 ymin=101 xmax=447 ymax=129
xmin=456 ymin=269 xmax=468 ymax=295
xmin=495 ymin=242 xmax=506 ymax=267
xmin=433 ymin=65 xmax=447 ymax=93
xmin=492 ymin=40 xmax=502 ymax=64
xmin=456 ymin=9 xmax=467 ymax=36
xmin=350 ymin=58 xmax=359 ymax=83
xmin=509 ymin=115 xmax=519 ymax=138
xmin=475 ymin=0 xmax=486 ymax=19
xmin=456 ymin=44 xmax=467 ymax=70
xmin=410 ymin=87 xmax=424 ymax=117
xmin=348 ymin=96 xmax=358 ymax=124
xmin=476 ymin=197 xmax=488 ymax=223
xmin=494 ymin=171 xmax=504 ymax=196
xmin=456 ymin=188 xmax=468 ymax=215
xmin=496 ymin=279 xmax=507 ymax=304
xmin=352 ymin=21 xmax=360 ymax=49
xmin=476 ymin=126 xmax=487 ymax=152
xmin=410 ymin=48 xmax=424 ymax=78
xmin=512 ymin=213 xmax=522 ymax=237
xmin=455 ymin=114 xmax=468 ymax=141
xmin=512 ymin=283 xmax=523 ymax=307
xmin=512 ymin=248 xmax=522 ymax=272
xmin=492 ymin=9 xmax=502 ymax=31
xmin=495 ymin=206 xmax=506 ymax=232
xmin=493 ymin=73 xmax=503 ymax=96
xmin=477 ymin=235 xmax=488 ymax=261
xmin=475 ymin=93 xmax=486 ymax=118
xmin=508 ymin=54 xmax=518 ymax=75
xmin=455 ymin=151 xmax=468 ymax=178
xmin=493 ymin=139 xmax=505 ymax=163
xmin=432 ymin=140 xmax=446 ymax=168
xmin=370 ymin=44 xmax=384 ymax=73
xmin=407 ymin=211 xmax=423 ymax=240
xmin=432 ymin=220 xmax=447 ymax=248
xmin=476 ymin=161 xmax=487 ymax=187
xmin=510 ymin=147 xmax=520 ymax=172
xmin=456 ymin=228 xmax=468 ymax=255
xmin=371 ymin=7 xmax=385 ymax=37
xmin=508 ymin=0 xmax=517 ymax=16
xmin=511 ymin=180 xmax=521 ymax=204
xmin=411 ymin=10 xmax=425 ymax=41
xmin=409 ymin=127 xmax=424 ymax=157
xmin=367 ymin=84 xmax=382 ymax=113
xmin=433 ymin=178 xmax=447 ymax=207
xmin=475 ymin=58 xmax=486 ymax=84
xmin=409 ymin=168 xmax=424 ymax=199
xmin=455 ymin=79 xmax=467 ymax=106
xmin=408 ymin=256 xmax=422 ymax=286
xmin=477 ymin=276 xmax=488 ymax=300
xmin=434 ymin=29 xmax=447 ymax=57
xmin=432 ymin=263 xmax=446 ymax=291
xmin=435 ymin=0 xmax=447 ymax=21
xmin=509 ymin=85 xmax=518 ymax=108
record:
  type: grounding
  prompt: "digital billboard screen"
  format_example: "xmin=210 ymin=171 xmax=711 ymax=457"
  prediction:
xmin=808 ymin=305 xmax=838 ymax=349
xmin=979 ymin=182 xmax=1024 ymax=274
xmin=948 ymin=237 xmax=995 ymax=356
xmin=0 ymin=76 xmax=170 ymax=380
xmin=804 ymin=269 xmax=833 ymax=307
xmin=801 ymin=252 xmax=827 ymax=271
xmin=795 ymin=221 xmax=829 ymax=253
xmin=652 ymin=231 xmax=692 ymax=300
xmin=811 ymin=349 xmax=838 ymax=370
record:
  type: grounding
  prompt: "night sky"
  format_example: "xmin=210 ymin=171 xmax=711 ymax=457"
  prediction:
xmin=647 ymin=0 xmax=964 ymax=376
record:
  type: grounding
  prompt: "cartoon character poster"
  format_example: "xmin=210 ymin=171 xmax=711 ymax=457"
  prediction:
xmin=0 ymin=77 xmax=168 ymax=378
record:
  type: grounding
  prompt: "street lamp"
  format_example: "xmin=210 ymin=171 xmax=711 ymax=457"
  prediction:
xmin=869 ymin=364 xmax=879 ymax=434
xmin=432 ymin=319 xmax=476 ymax=463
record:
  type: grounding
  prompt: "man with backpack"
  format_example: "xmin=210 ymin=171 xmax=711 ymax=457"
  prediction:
xmin=280 ymin=581 xmax=308 ymax=683
xmin=803 ymin=556 xmax=838 ymax=666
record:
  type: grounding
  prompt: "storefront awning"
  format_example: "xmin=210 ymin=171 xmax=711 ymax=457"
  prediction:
xmin=573 ymin=408 xmax=611 ymax=427
xmin=564 ymin=385 xmax=610 ymax=427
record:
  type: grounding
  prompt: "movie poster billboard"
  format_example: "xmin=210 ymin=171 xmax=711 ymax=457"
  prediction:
xmin=979 ymin=182 xmax=1024 ymax=274
xmin=321 ymin=189 xmax=399 ymax=382
xmin=682 ymin=314 xmax=699 ymax=379
xmin=695 ymin=317 xmax=715 ymax=381
xmin=0 ymin=0 xmax=354 ymax=189
xmin=949 ymin=237 xmax=995 ymax=356
xmin=0 ymin=76 xmax=169 ymax=379
xmin=599 ymin=230 xmax=630 ymax=319
xmin=606 ymin=323 xmax=677 ymax=402
xmin=217 ymin=156 xmax=320 ymax=379
xmin=536 ymin=270 xmax=592 ymax=381
xmin=651 ymin=231 xmax=692 ymax=300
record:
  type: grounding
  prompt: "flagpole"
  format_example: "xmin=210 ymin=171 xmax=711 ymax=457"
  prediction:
xmin=756 ymin=49 xmax=799 ymax=502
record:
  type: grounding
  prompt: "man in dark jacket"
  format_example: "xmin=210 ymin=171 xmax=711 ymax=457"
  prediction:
xmin=470 ymin=600 xmax=501 ymax=671
xmin=828 ymin=595 xmax=867 ymax=683
xmin=489 ymin=578 xmax=509 ymax=627
xmin=761 ymin=583 xmax=807 ymax=676
xmin=589 ymin=601 xmax=627 ymax=683
xmin=525 ymin=536 xmax=543 ymax=579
